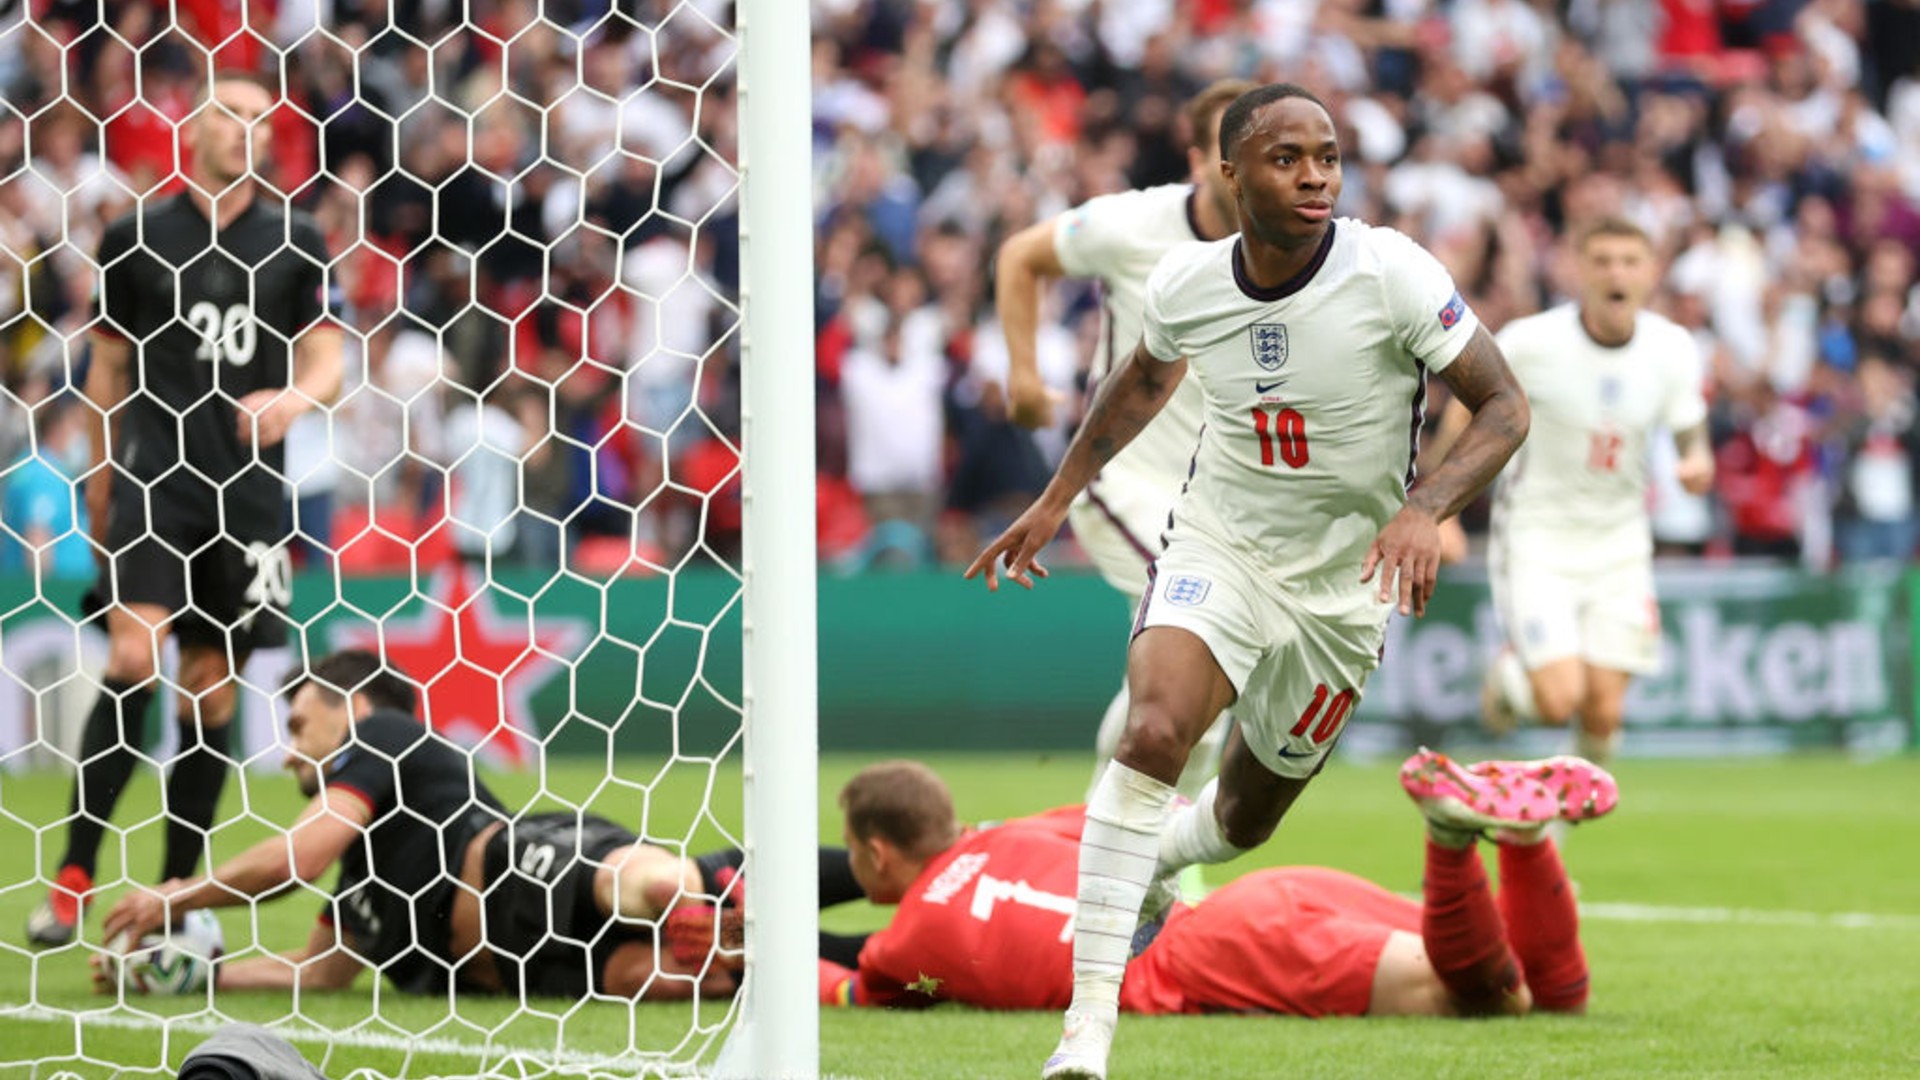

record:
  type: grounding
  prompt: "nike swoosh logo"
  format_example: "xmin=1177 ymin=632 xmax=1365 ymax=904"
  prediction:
xmin=1255 ymin=380 xmax=1288 ymax=394
xmin=1274 ymin=745 xmax=1320 ymax=758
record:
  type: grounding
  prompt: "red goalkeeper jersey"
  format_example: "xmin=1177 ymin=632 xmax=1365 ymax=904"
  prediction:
xmin=836 ymin=805 xmax=1415 ymax=1017
xmin=848 ymin=806 xmax=1087 ymax=1009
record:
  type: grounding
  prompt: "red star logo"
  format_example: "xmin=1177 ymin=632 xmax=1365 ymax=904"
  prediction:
xmin=336 ymin=564 xmax=587 ymax=767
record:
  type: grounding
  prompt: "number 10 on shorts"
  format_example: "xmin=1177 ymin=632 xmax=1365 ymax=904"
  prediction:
xmin=1288 ymin=683 xmax=1355 ymax=745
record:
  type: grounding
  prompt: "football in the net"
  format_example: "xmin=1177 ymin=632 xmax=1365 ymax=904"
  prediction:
xmin=108 ymin=910 xmax=224 ymax=995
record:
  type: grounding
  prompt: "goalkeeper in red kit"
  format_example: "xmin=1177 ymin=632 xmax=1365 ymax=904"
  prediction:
xmin=816 ymin=755 xmax=1615 ymax=1021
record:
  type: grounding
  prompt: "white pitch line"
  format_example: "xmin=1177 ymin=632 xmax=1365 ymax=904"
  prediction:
xmin=1578 ymin=901 xmax=1920 ymax=932
xmin=0 ymin=1006 xmax=707 ymax=1078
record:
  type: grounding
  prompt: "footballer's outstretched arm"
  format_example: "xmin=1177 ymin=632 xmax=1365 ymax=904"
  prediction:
xmin=1063 ymin=342 xmax=1186 ymax=481
xmin=215 ymin=918 xmax=365 ymax=991
xmin=995 ymin=217 xmax=1070 ymax=429
xmin=966 ymin=342 xmax=1186 ymax=590
xmin=101 ymin=790 xmax=370 ymax=944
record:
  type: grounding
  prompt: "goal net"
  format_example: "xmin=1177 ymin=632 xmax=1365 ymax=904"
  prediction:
xmin=0 ymin=1 xmax=815 ymax=1077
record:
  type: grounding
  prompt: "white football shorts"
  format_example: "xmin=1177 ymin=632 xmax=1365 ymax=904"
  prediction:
xmin=1490 ymin=541 xmax=1662 ymax=676
xmin=1134 ymin=534 xmax=1387 ymax=779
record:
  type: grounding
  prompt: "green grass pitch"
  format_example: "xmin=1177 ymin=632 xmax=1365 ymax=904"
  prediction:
xmin=2 ymin=752 xmax=1917 ymax=1078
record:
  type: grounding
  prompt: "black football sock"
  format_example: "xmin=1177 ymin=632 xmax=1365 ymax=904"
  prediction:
xmin=60 ymin=679 xmax=155 ymax=878
xmin=694 ymin=846 xmax=866 ymax=906
xmin=819 ymin=930 xmax=869 ymax=969
xmin=161 ymin=718 xmax=234 ymax=881
xmin=817 ymin=846 xmax=864 ymax=907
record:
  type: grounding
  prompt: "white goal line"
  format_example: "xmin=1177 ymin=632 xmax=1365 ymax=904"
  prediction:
xmin=0 ymin=1006 xmax=702 ymax=1078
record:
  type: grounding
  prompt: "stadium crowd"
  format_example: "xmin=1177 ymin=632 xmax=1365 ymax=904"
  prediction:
xmin=2 ymin=0 xmax=1919 ymax=576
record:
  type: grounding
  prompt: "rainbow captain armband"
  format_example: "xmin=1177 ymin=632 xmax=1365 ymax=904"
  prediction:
xmin=819 ymin=959 xmax=857 ymax=1006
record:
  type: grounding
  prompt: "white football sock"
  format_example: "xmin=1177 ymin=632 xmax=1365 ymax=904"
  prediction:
xmin=1155 ymin=778 xmax=1245 ymax=877
xmin=1070 ymin=761 xmax=1175 ymax=1014
xmin=1497 ymin=650 xmax=1541 ymax=721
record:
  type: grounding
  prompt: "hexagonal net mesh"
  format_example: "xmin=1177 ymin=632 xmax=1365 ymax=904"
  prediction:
xmin=0 ymin=2 xmax=754 ymax=1076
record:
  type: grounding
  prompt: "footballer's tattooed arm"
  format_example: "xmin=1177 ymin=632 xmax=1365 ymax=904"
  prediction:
xmin=1072 ymin=341 xmax=1188 ymax=479
xmin=966 ymin=342 xmax=1186 ymax=591
xmin=1363 ymin=326 xmax=1529 ymax=616
xmin=1408 ymin=326 xmax=1530 ymax=522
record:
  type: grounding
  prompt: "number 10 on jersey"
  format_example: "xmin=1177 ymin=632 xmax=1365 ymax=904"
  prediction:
xmin=1251 ymin=406 xmax=1309 ymax=468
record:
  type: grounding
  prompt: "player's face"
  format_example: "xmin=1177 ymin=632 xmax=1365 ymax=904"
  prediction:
xmin=843 ymin=821 xmax=897 ymax=904
xmin=1222 ymin=97 xmax=1342 ymax=249
xmin=283 ymin=684 xmax=352 ymax=798
xmin=1577 ymin=234 xmax=1657 ymax=333
xmin=192 ymin=80 xmax=274 ymax=187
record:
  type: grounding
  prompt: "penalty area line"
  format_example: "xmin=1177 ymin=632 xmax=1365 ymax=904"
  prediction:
xmin=0 ymin=1006 xmax=707 ymax=1077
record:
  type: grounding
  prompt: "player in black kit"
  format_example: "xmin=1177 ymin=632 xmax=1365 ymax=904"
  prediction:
xmin=29 ymin=72 xmax=345 ymax=946
xmin=97 ymin=650 xmax=743 ymax=1001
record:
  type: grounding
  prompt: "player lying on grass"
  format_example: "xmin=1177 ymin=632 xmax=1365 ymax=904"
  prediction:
xmin=816 ymin=756 xmax=1611 ymax=1020
xmin=94 ymin=648 xmax=740 ymax=1001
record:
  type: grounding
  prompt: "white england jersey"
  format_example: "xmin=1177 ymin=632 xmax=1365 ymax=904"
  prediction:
xmin=1490 ymin=304 xmax=1708 ymax=563
xmin=1140 ymin=218 xmax=1479 ymax=602
xmin=1055 ymin=183 xmax=1210 ymax=507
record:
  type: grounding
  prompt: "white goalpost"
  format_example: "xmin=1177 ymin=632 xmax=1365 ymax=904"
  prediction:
xmin=0 ymin=0 xmax=817 ymax=1076
xmin=721 ymin=0 xmax=819 ymax=1075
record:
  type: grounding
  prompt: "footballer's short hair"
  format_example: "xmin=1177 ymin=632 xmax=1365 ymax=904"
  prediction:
xmin=1219 ymin=83 xmax=1330 ymax=162
xmin=839 ymin=760 xmax=960 ymax=860
xmin=283 ymin=649 xmax=419 ymax=717
xmin=1575 ymin=215 xmax=1653 ymax=252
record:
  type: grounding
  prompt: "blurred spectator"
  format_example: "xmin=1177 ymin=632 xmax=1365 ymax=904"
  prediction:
xmin=513 ymin=377 xmax=569 ymax=572
xmin=281 ymin=402 xmax=339 ymax=571
xmin=1717 ymin=384 xmax=1820 ymax=561
xmin=1832 ymin=355 xmax=1920 ymax=562
xmin=0 ymin=394 xmax=92 ymax=579
xmin=623 ymin=234 xmax=723 ymax=453
xmin=443 ymin=377 xmax=531 ymax=567
xmin=840 ymin=270 xmax=946 ymax=535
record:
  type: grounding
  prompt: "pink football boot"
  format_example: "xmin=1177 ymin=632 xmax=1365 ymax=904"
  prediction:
xmin=1469 ymin=755 xmax=1620 ymax=824
xmin=1399 ymin=747 xmax=1560 ymax=835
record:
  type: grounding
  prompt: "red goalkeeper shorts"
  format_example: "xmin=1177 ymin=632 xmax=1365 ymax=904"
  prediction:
xmin=1122 ymin=867 xmax=1421 ymax=1018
